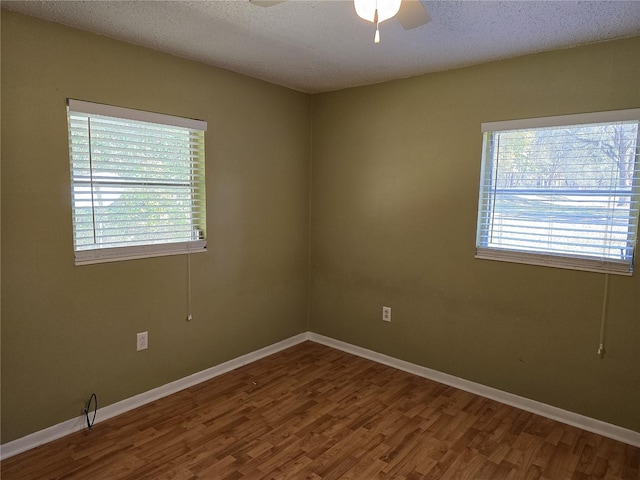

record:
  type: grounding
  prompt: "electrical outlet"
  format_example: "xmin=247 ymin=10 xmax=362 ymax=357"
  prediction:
xmin=137 ymin=331 xmax=148 ymax=351
xmin=382 ymin=306 xmax=391 ymax=322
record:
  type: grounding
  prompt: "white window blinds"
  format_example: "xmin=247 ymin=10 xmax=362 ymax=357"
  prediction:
xmin=476 ymin=109 xmax=640 ymax=275
xmin=67 ymin=99 xmax=207 ymax=265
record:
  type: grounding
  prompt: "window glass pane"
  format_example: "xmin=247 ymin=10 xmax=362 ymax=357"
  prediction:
xmin=476 ymin=112 xmax=639 ymax=275
xmin=67 ymin=101 xmax=207 ymax=264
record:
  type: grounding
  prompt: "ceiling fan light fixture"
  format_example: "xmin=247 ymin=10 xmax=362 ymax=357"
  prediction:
xmin=354 ymin=0 xmax=402 ymax=24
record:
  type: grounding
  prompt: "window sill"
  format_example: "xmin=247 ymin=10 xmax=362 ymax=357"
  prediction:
xmin=475 ymin=247 xmax=633 ymax=276
xmin=75 ymin=240 xmax=207 ymax=266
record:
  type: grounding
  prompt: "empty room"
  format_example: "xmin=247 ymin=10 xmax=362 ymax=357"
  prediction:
xmin=1 ymin=1 xmax=639 ymax=479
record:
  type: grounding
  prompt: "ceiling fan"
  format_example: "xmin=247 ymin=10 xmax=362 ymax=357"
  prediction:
xmin=249 ymin=0 xmax=431 ymax=44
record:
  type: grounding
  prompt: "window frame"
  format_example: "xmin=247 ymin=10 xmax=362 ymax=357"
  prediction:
xmin=67 ymin=99 xmax=207 ymax=266
xmin=475 ymin=109 xmax=640 ymax=276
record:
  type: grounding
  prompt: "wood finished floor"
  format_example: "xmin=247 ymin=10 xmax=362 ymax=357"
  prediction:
xmin=2 ymin=341 xmax=638 ymax=480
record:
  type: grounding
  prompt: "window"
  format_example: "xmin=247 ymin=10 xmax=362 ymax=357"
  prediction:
xmin=67 ymin=99 xmax=207 ymax=265
xmin=476 ymin=109 xmax=639 ymax=275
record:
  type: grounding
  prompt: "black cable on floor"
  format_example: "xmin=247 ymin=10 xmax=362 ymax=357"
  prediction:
xmin=83 ymin=393 xmax=97 ymax=430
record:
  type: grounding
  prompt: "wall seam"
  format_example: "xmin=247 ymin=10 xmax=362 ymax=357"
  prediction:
xmin=306 ymin=94 xmax=314 ymax=333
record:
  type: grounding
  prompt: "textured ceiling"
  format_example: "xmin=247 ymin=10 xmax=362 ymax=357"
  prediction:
xmin=3 ymin=0 xmax=640 ymax=93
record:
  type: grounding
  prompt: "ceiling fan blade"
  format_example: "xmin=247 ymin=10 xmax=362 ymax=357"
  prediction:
xmin=249 ymin=0 xmax=286 ymax=6
xmin=396 ymin=0 xmax=431 ymax=30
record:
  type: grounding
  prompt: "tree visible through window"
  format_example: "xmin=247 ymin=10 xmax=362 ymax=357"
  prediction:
xmin=476 ymin=110 xmax=639 ymax=275
xmin=67 ymin=100 xmax=207 ymax=265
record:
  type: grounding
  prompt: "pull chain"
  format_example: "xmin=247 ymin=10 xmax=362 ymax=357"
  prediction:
xmin=374 ymin=6 xmax=380 ymax=43
xmin=597 ymin=273 xmax=609 ymax=358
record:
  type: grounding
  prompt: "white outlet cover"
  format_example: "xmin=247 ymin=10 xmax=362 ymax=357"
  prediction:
xmin=382 ymin=306 xmax=391 ymax=322
xmin=137 ymin=331 xmax=148 ymax=351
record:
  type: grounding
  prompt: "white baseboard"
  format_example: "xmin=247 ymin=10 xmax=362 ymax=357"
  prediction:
xmin=308 ymin=332 xmax=640 ymax=448
xmin=3 ymin=330 xmax=638 ymax=461
xmin=0 ymin=332 xmax=310 ymax=460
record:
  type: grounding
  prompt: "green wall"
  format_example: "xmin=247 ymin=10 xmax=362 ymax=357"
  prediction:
xmin=1 ymin=11 xmax=311 ymax=443
xmin=2 ymin=9 xmax=639 ymax=445
xmin=310 ymin=37 xmax=640 ymax=431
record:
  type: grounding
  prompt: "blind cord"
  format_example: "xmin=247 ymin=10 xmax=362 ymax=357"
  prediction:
xmin=87 ymin=118 xmax=97 ymax=245
xmin=597 ymin=273 xmax=609 ymax=358
xmin=83 ymin=393 xmax=97 ymax=430
xmin=488 ymin=134 xmax=501 ymax=244
xmin=186 ymin=251 xmax=193 ymax=322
